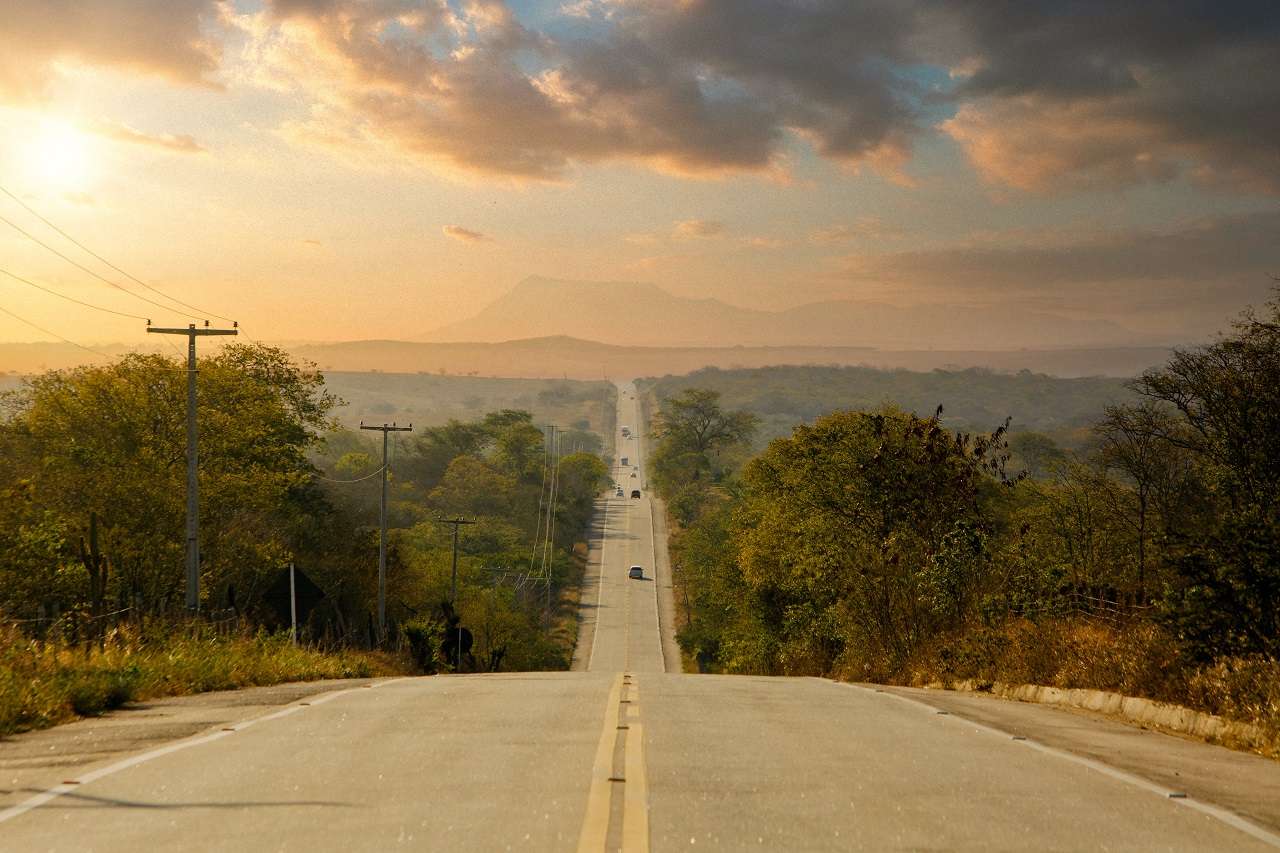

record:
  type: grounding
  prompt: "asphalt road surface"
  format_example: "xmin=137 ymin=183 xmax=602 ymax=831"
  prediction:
xmin=3 ymin=381 xmax=1278 ymax=851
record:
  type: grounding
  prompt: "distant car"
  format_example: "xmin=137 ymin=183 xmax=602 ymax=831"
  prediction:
xmin=632 ymin=466 xmax=638 ymax=471
xmin=620 ymin=457 xmax=628 ymax=465
xmin=628 ymin=565 xmax=643 ymax=579
xmin=615 ymin=488 xmax=624 ymax=497
xmin=630 ymin=472 xmax=637 ymax=477
xmin=630 ymin=489 xmax=641 ymax=499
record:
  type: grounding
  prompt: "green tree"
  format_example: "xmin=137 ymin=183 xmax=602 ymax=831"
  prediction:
xmin=1134 ymin=294 xmax=1280 ymax=660
xmin=650 ymin=388 xmax=758 ymax=499
xmin=429 ymin=456 xmax=511 ymax=518
xmin=729 ymin=406 xmax=1016 ymax=676
xmin=0 ymin=345 xmax=336 ymax=611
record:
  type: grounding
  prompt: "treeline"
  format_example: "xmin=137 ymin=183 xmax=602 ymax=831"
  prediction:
xmin=651 ymin=298 xmax=1280 ymax=741
xmin=645 ymin=363 xmax=1131 ymax=448
xmin=0 ymin=343 xmax=612 ymax=674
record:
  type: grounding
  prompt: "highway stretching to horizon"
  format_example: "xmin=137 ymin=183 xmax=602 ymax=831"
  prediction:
xmin=3 ymin=381 xmax=1280 ymax=850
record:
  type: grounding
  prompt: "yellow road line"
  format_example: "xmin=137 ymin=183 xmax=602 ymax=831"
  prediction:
xmin=622 ymin=720 xmax=650 ymax=852
xmin=576 ymin=672 xmax=626 ymax=852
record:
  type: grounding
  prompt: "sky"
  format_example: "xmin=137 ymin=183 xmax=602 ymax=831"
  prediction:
xmin=0 ymin=0 xmax=1277 ymax=349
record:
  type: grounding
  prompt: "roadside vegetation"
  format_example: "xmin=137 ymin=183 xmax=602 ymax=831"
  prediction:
xmin=647 ymin=296 xmax=1280 ymax=755
xmin=0 ymin=343 xmax=613 ymax=734
xmin=0 ymin=620 xmax=401 ymax=736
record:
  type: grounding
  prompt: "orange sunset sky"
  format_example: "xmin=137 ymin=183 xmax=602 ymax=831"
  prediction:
xmin=0 ymin=0 xmax=1277 ymax=349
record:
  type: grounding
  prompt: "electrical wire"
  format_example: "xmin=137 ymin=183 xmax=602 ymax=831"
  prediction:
xmin=0 ymin=212 xmax=205 ymax=322
xmin=0 ymin=303 xmax=113 ymax=359
xmin=311 ymin=464 xmax=387 ymax=483
xmin=0 ymin=265 xmax=152 ymax=321
xmin=0 ymin=184 xmax=236 ymax=324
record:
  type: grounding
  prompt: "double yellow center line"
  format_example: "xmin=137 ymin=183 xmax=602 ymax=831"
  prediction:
xmin=577 ymin=671 xmax=650 ymax=852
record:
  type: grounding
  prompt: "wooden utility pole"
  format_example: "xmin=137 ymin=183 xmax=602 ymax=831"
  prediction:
xmin=440 ymin=516 xmax=477 ymax=669
xmin=147 ymin=323 xmax=237 ymax=613
xmin=360 ymin=422 xmax=412 ymax=639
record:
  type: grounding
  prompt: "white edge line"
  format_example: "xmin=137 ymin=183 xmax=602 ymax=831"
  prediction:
xmin=586 ymin=498 xmax=609 ymax=672
xmin=838 ymin=682 xmax=1280 ymax=848
xmin=646 ymin=498 xmax=664 ymax=672
xmin=0 ymin=677 xmax=407 ymax=825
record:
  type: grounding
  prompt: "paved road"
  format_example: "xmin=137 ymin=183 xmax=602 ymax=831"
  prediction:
xmin=3 ymin=381 xmax=1278 ymax=851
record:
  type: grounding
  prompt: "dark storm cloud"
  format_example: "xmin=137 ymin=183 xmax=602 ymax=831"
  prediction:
xmin=829 ymin=210 xmax=1280 ymax=321
xmin=932 ymin=0 xmax=1280 ymax=193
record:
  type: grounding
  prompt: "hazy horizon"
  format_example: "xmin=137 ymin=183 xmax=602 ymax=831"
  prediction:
xmin=0 ymin=2 xmax=1277 ymax=353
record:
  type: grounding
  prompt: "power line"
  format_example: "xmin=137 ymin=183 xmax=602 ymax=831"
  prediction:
xmin=311 ymin=464 xmax=387 ymax=483
xmin=0 ymin=212 xmax=205 ymax=322
xmin=0 ymin=265 xmax=151 ymax=321
xmin=0 ymin=303 xmax=113 ymax=359
xmin=0 ymin=184 xmax=236 ymax=324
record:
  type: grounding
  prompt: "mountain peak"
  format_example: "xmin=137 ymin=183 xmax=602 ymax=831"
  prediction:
xmin=419 ymin=277 xmax=1145 ymax=350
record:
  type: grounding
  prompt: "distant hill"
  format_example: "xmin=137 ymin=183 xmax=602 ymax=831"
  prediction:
xmin=420 ymin=276 xmax=1146 ymax=350
xmin=287 ymin=336 xmax=1167 ymax=379
xmin=0 ymin=337 xmax=1170 ymax=381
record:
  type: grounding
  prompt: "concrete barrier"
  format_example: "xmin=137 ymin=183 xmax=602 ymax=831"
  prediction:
xmin=949 ymin=680 xmax=1267 ymax=749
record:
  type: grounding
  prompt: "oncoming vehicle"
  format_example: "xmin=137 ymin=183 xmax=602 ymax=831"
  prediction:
xmin=628 ymin=566 xmax=643 ymax=579
xmin=621 ymin=457 xmax=628 ymax=465
xmin=615 ymin=488 xmax=624 ymax=497
xmin=630 ymin=489 xmax=641 ymax=499
xmin=621 ymin=426 xmax=630 ymax=437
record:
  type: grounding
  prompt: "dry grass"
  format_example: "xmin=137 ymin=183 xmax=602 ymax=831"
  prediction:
xmin=894 ymin=618 xmax=1280 ymax=756
xmin=0 ymin=620 xmax=413 ymax=736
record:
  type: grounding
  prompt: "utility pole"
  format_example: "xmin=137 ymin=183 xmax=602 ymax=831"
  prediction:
xmin=440 ymin=516 xmax=477 ymax=669
xmin=543 ymin=425 xmax=561 ymax=636
xmin=360 ymin=421 xmax=412 ymax=640
xmin=147 ymin=322 xmax=237 ymax=613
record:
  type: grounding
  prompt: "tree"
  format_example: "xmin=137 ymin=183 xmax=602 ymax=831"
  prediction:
xmin=650 ymin=388 xmax=758 ymax=497
xmin=728 ymin=406 xmax=1016 ymax=675
xmin=1091 ymin=401 xmax=1201 ymax=601
xmin=0 ymin=344 xmax=337 ymax=611
xmin=429 ymin=456 xmax=511 ymax=518
xmin=1134 ymin=293 xmax=1280 ymax=660
xmin=1134 ymin=296 xmax=1280 ymax=516
xmin=1009 ymin=431 xmax=1064 ymax=481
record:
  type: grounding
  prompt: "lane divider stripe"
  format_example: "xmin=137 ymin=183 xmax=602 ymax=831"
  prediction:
xmin=622 ymin=720 xmax=650 ymax=852
xmin=576 ymin=672 xmax=626 ymax=852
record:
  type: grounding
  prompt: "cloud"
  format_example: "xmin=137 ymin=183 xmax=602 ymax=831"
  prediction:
xmin=10 ymin=0 xmax=1271 ymax=197
xmin=236 ymin=0 xmax=923 ymax=182
xmin=625 ymin=233 xmax=659 ymax=246
xmin=742 ymin=237 xmax=787 ymax=248
xmin=443 ymin=225 xmax=491 ymax=244
xmin=0 ymin=0 xmax=222 ymax=103
xmin=674 ymin=219 xmax=726 ymax=239
xmin=59 ymin=191 xmax=97 ymax=206
xmin=933 ymin=1 xmax=1280 ymax=194
xmin=807 ymin=218 xmax=900 ymax=244
xmin=825 ymin=210 xmax=1280 ymax=333
xmin=222 ymin=1 xmax=1280 ymax=193
xmin=87 ymin=118 xmax=208 ymax=154
xmin=298 ymin=238 xmax=324 ymax=248
xmin=559 ymin=1 xmax=596 ymax=19
xmin=629 ymin=252 xmax=695 ymax=270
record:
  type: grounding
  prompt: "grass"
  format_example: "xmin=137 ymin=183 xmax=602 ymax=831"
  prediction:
xmin=890 ymin=618 xmax=1280 ymax=757
xmin=0 ymin=619 xmax=415 ymax=737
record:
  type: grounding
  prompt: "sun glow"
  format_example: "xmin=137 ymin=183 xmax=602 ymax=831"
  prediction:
xmin=29 ymin=118 xmax=93 ymax=190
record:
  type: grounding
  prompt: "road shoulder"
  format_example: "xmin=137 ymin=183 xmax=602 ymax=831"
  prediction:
xmin=649 ymin=495 xmax=683 ymax=673
xmin=875 ymin=683 xmax=1280 ymax=834
xmin=0 ymin=678 xmax=385 ymax=811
